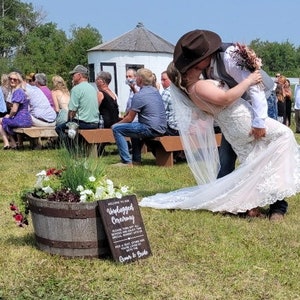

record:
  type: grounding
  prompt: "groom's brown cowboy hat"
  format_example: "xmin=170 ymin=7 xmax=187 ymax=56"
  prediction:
xmin=173 ymin=29 xmax=222 ymax=74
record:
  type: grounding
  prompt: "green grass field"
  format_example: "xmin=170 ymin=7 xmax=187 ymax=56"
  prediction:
xmin=0 ymin=131 xmax=300 ymax=300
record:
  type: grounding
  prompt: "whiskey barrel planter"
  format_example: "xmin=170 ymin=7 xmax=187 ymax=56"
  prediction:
xmin=27 ymin=194 xmax=109 ymax=258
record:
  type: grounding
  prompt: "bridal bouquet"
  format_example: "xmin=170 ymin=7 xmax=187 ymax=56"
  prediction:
xmin=230 ymin=43 xmax=263 ymax=72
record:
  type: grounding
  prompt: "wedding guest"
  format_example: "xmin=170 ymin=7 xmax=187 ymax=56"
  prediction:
xmin=0 ymin=72 xmax=32 ymax=149
xmin=55 ymin=65 xmax=99 ymax=150
xmin=283 ymin=79 xmax=292 ymax=126
xmin=112 ymin=68 xmax=167 ymax=166
xmin=0 ymin=80 xmax=7 ymax=117
xmin=25 ymin=72 xmax=36 ymax=86
xmin=294 ymin=78 xmax=300 ymax=133
xmin=26 ymin=83 xmax=57 ymax=127
xmin=125 ymin=68 xmax=139 ymax=118
xmin=35 ymin=73 xmax=55 ymax=109
xmin=275 ymin=75 xmax=287 ymax=124
xmin=96 ymin=71 xmax=119 ymax=128
xmin=51 ymin=75 xmax=70 ymax=125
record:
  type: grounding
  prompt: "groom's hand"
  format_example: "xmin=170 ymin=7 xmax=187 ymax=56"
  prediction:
xmin=250 ymin=127 xmax=266 ymax=139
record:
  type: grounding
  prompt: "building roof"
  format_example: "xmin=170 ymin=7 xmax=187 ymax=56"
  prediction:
xmin=88 ymin=22 xmax=174 ymax=54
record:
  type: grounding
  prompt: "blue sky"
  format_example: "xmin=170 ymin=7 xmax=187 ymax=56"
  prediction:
xmin=26 ymin=0 xmax=300 ymax=47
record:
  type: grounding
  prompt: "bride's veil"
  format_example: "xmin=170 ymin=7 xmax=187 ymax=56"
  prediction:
xmin=171 ymin=83 xmax=220 ymax=185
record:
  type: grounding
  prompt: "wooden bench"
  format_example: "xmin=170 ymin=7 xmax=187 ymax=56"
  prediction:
xmin=149 ymin=133 xmax=222 ymax=167
xmin=13 ymin=126 xmax=57 ymax=148
xmin=13 ymin=126 xmax=57 ymax=138
xmin=79 ymin=128 xmax=222 ymax=167
xmin=78 ymin=128 xmax=120 ymax=157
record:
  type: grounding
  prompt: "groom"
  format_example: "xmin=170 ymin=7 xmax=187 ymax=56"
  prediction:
xmin=173 ymin=29 xmax=287 ymax=221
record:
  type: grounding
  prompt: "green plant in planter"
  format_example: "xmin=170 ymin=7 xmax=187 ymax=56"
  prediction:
xmin=10 ymin=148 xmax=133 ymax=226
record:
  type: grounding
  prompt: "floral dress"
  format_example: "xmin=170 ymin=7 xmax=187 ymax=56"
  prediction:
xmin=2 ymin=88 xmax=32 ymax=135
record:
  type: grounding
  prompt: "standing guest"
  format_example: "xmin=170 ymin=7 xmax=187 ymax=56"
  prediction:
xmin=283 ymin=79 xmax=292 ymax=126
xmin=112 ymin=68 xmax=167 ymax=166
xmin=294 ymin=78 xmax=300 ymax=133
xmin=55 ymin=65 xmax=99 ymax=149
xmin=275 ymin=75 xmax=287 ymax=124
xmin=51 ymin=75 xmax=70 ymax=125
xmin=0 ymin=72 xmax=32 ymax=149
xmin=96 ymin=71 xmax=119 ymax=128
xmin=35 ymin=73 xmax=55 ymax=109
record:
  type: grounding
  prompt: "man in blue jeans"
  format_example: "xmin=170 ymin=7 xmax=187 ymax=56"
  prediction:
xmin=112 ymin=68 xmax=167 ymax=166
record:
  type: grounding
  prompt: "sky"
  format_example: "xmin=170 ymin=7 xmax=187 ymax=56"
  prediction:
xmin=25 ymin=0 xmax=300 ymax=47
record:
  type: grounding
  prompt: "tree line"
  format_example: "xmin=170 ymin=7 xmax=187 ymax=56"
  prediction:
xmin=1 ymin=0 xmax=300 ymax=87
xmin=0 ymin=0 xmax=102 ymax=86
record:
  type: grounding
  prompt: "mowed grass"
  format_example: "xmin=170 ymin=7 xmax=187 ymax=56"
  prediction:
xmin=0 ymin=132 xmax=300 ymax=300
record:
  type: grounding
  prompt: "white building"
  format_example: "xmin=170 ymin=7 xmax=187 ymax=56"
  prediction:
xmin=87 ymin=23 xmax=174 ymax=113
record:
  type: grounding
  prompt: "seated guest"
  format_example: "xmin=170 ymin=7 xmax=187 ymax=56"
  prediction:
xmin=25 ymin=72 xmax=36 ymax=86
xmin=1 ymin=73 xmax=10 ymax=116
xmin=146 ymin=70 xmax=185 ymax=162
xmin=35 ymin=73 xmax=55 ymax=109
xmin=0 ymin=72 xmax=32 ymax=149
xmin=51 ymin=75 xmax=70 ymax=125
xmin=125 ymin=68 xmax=139 ymax=118
xmin=0 ymin=86 xmax=6 ymax=118
xmin=112 ymin=68 xmax=167 ymax=166
xmin=160 ymin=70 xmax=179 ymax=136
xmin=96 ymin=71 xmax=120 ymax=128
xmin=26 ymin=83 xmax=57 ymax=127
xmin=55 ymin=65 xmax=99 ymax=150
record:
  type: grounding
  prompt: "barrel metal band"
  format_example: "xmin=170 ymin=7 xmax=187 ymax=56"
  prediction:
xmin=35 ymin=234 xmax=108 ymax=249
xmin=29 ymin=205 xmax=98 ymax=219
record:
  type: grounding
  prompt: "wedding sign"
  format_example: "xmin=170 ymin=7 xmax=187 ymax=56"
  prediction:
xmin=98 ymin=195 xmax=151 ymax=263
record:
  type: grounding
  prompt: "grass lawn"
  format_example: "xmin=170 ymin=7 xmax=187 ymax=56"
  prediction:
xmin=0 ymin=132 xmax=300 ymax=300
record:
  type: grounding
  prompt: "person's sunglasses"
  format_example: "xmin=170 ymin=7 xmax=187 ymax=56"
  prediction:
xmin=9 ymin=77 xmax=18 ymax=82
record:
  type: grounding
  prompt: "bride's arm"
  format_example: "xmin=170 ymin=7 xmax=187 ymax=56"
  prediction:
xmin=192 ymin=71 xmax=261 ymax=106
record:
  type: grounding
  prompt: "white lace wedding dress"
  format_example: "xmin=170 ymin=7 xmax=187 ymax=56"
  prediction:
xmin=139 ymin=82 xmax=300 ymax=214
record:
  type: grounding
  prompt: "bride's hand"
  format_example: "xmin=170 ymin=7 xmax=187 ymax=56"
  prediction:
xmin=248 ymin=70 xmax=262 ymax=86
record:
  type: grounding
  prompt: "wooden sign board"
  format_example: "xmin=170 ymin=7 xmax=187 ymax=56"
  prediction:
xmin=98 ymin=195 xmax=151 ymax=263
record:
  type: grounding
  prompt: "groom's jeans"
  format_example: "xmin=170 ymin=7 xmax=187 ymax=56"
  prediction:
xmin=217 ymin=135 xmax=288 ymax=215
xmin=112 ymin=122 xmax=161 ymax=164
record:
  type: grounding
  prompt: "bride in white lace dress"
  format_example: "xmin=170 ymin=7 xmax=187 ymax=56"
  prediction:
xmin=139 ymin=64 xmax=300 ymax=214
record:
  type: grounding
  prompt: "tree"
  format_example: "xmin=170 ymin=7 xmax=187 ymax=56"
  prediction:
xmin=0 ymin=0 xmax=43 ymax=58
xmin=61 ymin=25 xmax=102 ymax=71
xmin=250 ymin=39 xmax=298 ymax=77
xmin=13 ymin=22 xmax=68 ymax=77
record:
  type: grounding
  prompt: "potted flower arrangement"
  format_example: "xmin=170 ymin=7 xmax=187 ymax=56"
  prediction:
xmin=10 ymin=148 xmax=134 ymax=258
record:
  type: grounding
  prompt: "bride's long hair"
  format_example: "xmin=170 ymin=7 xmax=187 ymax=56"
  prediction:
xmin=167 ymin=62 xmax=189 ymax=95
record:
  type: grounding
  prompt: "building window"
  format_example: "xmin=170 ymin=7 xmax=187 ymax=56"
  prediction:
xmin=100 ymin=63 xmax=117 ymax=95
xmin=126 ymin=64 xmax=144 ymax=72
xmin=88 ymin=64 xmax=95 ymax=82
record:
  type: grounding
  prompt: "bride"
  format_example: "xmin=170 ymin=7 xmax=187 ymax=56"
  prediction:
xmin=139 ymin=63 xmax=300 ymax=214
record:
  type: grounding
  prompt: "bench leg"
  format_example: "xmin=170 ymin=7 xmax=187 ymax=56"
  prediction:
xmin=155 ymin=146 xmax=174 ymax=167
xmin=87 ymin=144 xmax=98 ymax=158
